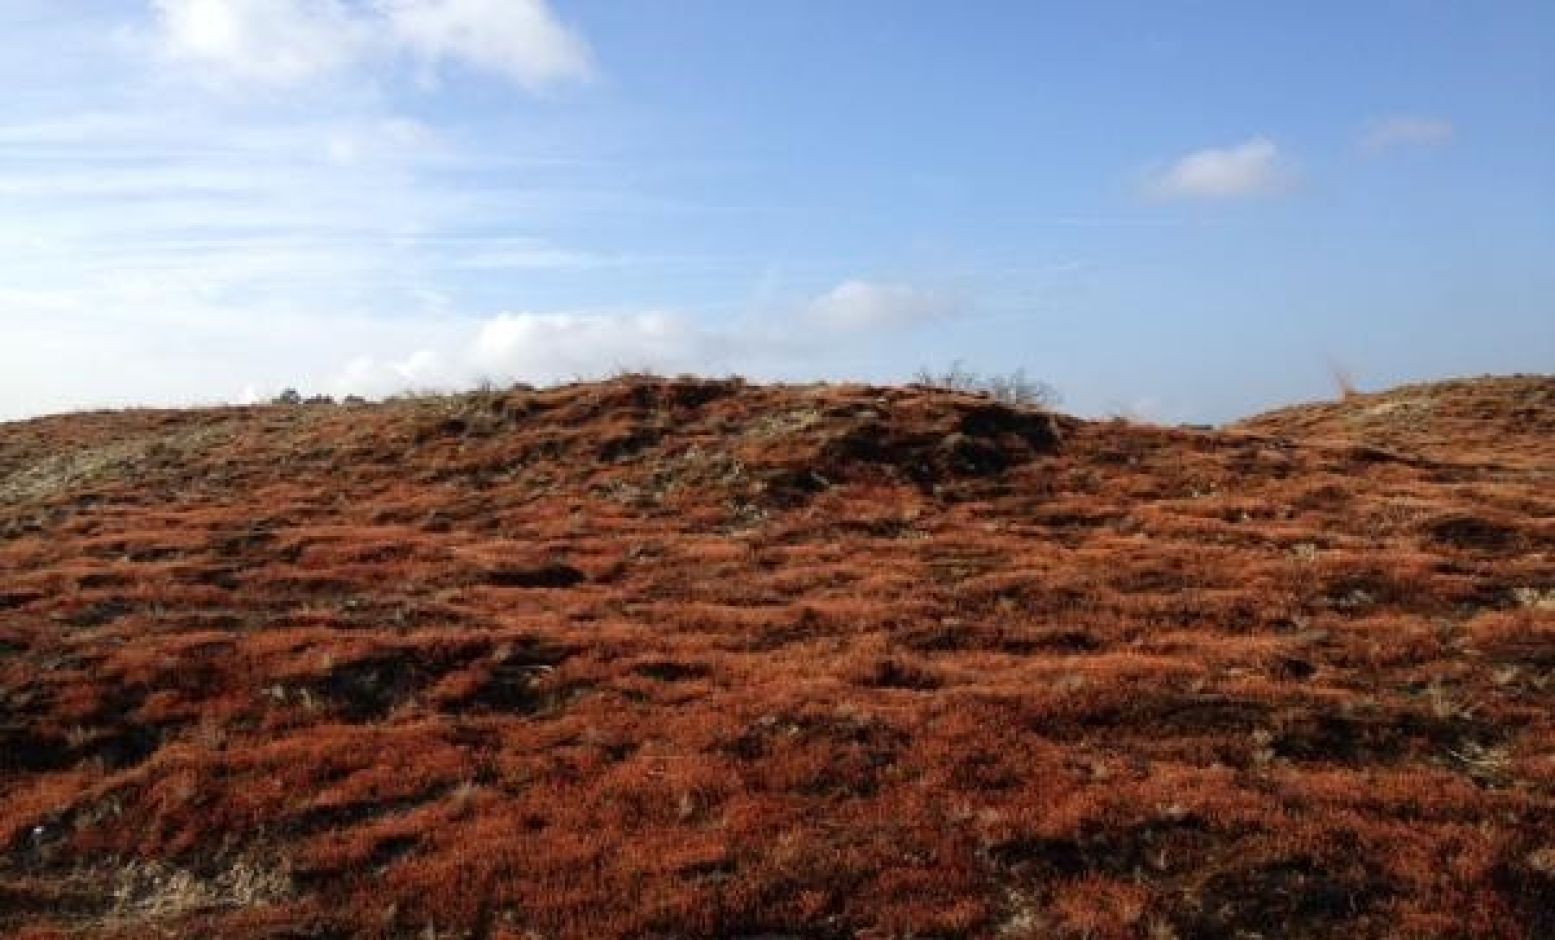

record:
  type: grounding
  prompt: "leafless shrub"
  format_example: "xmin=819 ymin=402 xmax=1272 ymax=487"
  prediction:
xmin=914 ymin=361 xmax=1060 ymax=408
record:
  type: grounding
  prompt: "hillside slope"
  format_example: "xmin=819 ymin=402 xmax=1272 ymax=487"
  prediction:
xmin=1 ymin=376 xmax=1552 ymax=939
xmin=1232 ymin=374 xmax=1555 ymax=467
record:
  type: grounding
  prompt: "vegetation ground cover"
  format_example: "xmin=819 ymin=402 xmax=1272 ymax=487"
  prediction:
xmin=1 ymin=375 xmax=1551 ymax=938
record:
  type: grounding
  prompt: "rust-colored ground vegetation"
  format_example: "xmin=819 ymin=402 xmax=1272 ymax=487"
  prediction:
xmin=1 ymin=374 xmax=1551 ymax=938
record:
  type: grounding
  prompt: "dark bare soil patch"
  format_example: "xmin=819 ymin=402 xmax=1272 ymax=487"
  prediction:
xmin=484 ymin=562 xmax=587 ymax=588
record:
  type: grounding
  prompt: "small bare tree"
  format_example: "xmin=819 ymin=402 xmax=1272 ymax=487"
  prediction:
xmin=913 ymin=361 xmax=1060 ymax=409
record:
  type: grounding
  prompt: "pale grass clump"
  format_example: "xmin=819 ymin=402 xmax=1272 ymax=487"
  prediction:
xmin=108 ymin=857 xmax=292 ymax=922
xmin=1512 ymin=585 xmax=1555 ymax=610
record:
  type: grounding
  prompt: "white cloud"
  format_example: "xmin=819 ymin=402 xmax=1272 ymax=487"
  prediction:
xmin=1361 ymin=116 xmax=1454 ymax=153
xmin=0 ymin=300 xmax=455 ymax=420
xmin=381 ymin=0 xmax=594 ymax=91
xmin=0 ymin=107 xmax=464 ymax=316
xmin=321 ymin=312 xmax=703 ymax=398
xmin=151 ymin=0 xmax=369 ymax=86
xmin=148 ymin=0 xmax=593 ymax=90
xmin=323 ymin=279 xmax=953 ymax=400
xmin=324 ymin=117 xmax=442 ymax=166
xmin=0 ymin=102 xmax=482 ymax=421
xmin=0 ymin=268 xmax=950 ymax=419
xmin=805 ymin=280 xmax=957 ymax=332
xmin=470 ymin=310 xmax=705 ymax=378
xmin=334 ymin=347 xmax=454 ymax=395
xmin=0 ymin=9 xmax=937 ymax=420
xmin=312 ymin=314 xmax=682 ymax=399
xmin=1146 ymin=137 xmax=1290 ymax=200
xmin=455 ymin=241 xmax=610 ymax=271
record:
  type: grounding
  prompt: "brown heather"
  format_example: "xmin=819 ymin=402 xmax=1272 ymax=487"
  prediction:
xmin=0 ymin=374 xmax=1551 ymax=938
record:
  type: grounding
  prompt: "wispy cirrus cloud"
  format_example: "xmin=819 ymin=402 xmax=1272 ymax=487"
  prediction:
xmin=1144 ymin=137 xmax=1292 ymax=201
xmin=804 ymin=280 xmax=958 ymax=332
xmin=382 ymin=0 xmax=595 ymax=91
xmin=0 ymin=6 xmax=980 ymax=421
xmin=150 ymin=0 xmax=370 ymax=86
xmin=1360 ymin=115 xmax=1454 ymax=153
xmin=0 ymin=5 xmax=716 ymax=420
xmin=148 ymin=0 xmax=594 ymax=90
xmin=453 ymin=240 xmax=620 ymax=272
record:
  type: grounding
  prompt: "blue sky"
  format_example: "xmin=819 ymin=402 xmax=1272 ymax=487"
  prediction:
xmin=1 ymin=1 xmax=1550 ymax=422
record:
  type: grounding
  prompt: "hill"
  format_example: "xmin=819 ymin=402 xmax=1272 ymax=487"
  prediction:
xmin=1 ymin=375 xmax=1552 ymax=939
xmin=1232 ymin=374 xmax=1555 ymax=467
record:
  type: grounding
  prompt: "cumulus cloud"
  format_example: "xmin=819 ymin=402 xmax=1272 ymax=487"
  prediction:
xmin=1146 ymin=137 xmax=1290 ymax=200
xmin=804 ymin=280 xmax=957 ymax=332
xmin=323 ymin=280 xmax=954 ymax=399
xmin=321 ymin=310 xmax=719 ymax=397
xmin=1360 ymin=116 xmax=1454 ymax=153
xmin=148 ymin=0 xmax=593 ymax=90
xmin=471 ymin=311 xmax=706 ymax=377
xmin=334 ymin=348 xmax=452 ymax=396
